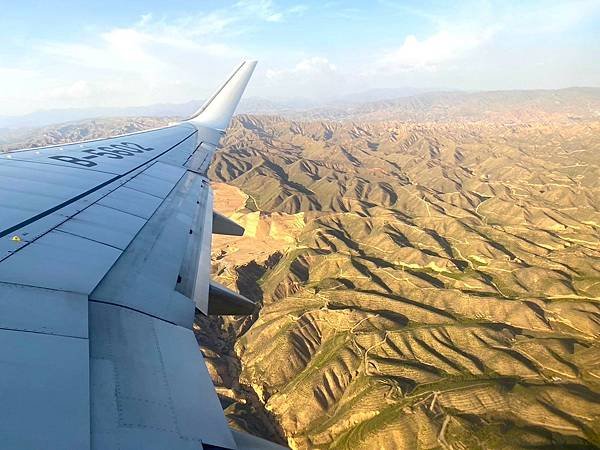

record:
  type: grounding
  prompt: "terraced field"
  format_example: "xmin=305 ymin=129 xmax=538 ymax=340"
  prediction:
xmin=208 ymin=116 xmax=600 ymax=449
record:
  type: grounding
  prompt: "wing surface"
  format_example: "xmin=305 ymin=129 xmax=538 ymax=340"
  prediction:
xmin=0 ymin=60 xmax=284 ymax=450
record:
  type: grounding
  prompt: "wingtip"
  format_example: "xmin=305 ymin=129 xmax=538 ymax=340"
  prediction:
xmin=187 ymin=60 xmax=258 ymax=131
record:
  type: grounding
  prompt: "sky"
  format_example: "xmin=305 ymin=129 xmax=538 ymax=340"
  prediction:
xmin=0 ymin=0 xmax=599 ymax=116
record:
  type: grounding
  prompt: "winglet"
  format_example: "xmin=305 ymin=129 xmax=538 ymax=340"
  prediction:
xmin=187 ymin=60 xmax=257 ymax=131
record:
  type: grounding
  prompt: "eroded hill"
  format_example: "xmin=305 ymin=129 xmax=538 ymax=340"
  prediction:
xmin=2 ymin=93 xmax=600 ymax=449
xmin=208 ymin=116 xmax=600 ymax=449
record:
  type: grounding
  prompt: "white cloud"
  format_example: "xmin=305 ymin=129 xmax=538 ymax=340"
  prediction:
xmin=36 ymin=1 xmax=307 ymax=79
xmin=262 ymin=56 xmax=344 ymax=98
xmin=8 ymin=2 xmax=308 ymax=114
xmin=288 ymin=5 xmax=309 ymax=14
xmin=0 ymin=67 xmax=37 ymax=78
xmin=30 ymin=6 xmax=263 ymax=112
xmin=505 ymin=0 xmax=600 ymax=34
xmin=266 ymin=56 xmax=337 ymax=79
xmin=3 ymin=12 xmax=247 ymax=115
xmin=47 ymin=80 xmax=92 ymax=100
xmin=41 ymin=28 xmax=166 ymax=73
xmin=235 ymin=0 xmax=307 ymax=23
xmin=379 ymin=28 xmax=496 ymax=71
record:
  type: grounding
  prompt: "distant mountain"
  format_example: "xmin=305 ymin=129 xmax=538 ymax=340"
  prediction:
xmin=0 ymin=101 xmax=201 ymax=129
xmin=1 ymin=87 xmax=599 ymax=130
xmin=290 ymin=87 xmax=600 ymax=122
xmin=0 ymin=117 xmax=173 ymax=152
xmin=0 ymin=97 xmax=322 ymax=129
xmin=330 ymin=87 xmax=441 ymax=104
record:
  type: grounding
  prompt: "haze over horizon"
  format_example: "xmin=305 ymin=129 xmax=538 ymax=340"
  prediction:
xmin=1 ymin=0 xmax=599 ymax=116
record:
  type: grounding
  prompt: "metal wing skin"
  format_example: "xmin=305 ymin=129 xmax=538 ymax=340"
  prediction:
xmin=0 ymin=61 xmax=284 ymax=450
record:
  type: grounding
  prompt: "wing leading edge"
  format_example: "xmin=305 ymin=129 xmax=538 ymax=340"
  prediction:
xmin=0 ymin=61 xmax=287 ymax=449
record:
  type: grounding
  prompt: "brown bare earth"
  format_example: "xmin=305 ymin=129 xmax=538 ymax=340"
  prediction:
xmin=2 ymin=88 xmax=600 ymax=449
xmin=206 ymin=113 xmax=600 ymax=449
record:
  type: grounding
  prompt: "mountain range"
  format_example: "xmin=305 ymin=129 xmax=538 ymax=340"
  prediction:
xmin=1 ymin=87 xmax=600 ymax=449
xmin=0 ymin=88 xmax=430 ymax=129
xmin=2 ymin=86 xmax=598 ymax=130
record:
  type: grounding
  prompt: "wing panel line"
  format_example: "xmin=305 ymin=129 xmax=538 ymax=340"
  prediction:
xmin=0 ymin=128 xmax=197 ymax=240
xmin=88 ymin=298 xmax=181 ymax=327
xmin=0 ymin=324 xmax=88 ymax=340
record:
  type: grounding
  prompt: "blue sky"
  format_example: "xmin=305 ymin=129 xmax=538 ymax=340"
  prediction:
xmin=1 ymin=0 xmax=599 ymax=115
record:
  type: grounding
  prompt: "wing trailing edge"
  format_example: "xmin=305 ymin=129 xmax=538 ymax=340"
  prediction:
xmin=213 ymin=210 xmax=245 ymax=236
xmin=208 ymin=280 xmax=256 ymax=315
xmin=187 ymin=60 xmax=258 ymax=131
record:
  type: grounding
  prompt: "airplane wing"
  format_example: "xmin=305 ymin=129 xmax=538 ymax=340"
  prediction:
xmin=0 ymin=61 xmax=285 ymax=450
